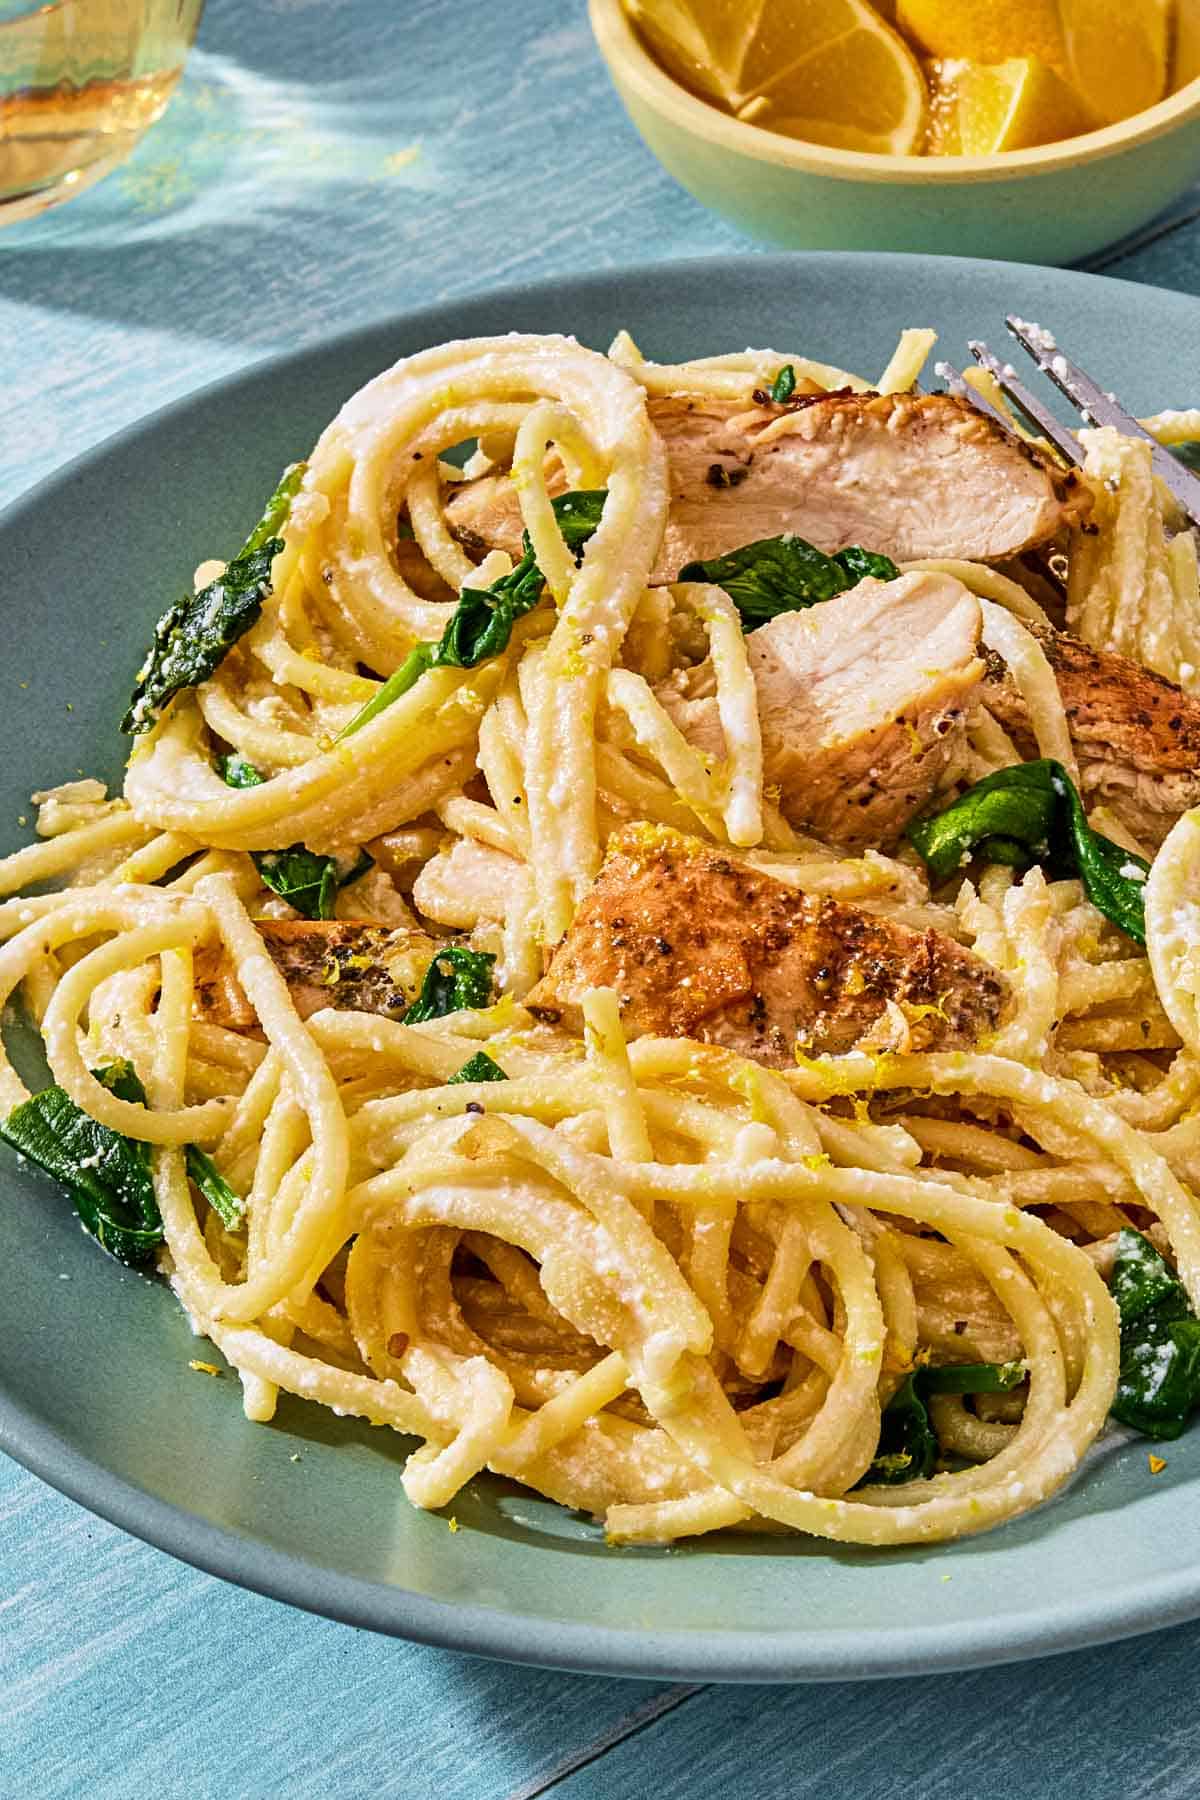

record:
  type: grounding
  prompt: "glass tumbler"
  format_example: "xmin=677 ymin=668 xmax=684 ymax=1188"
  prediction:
xmin=0 ymin=0 xmax=205 ymax=225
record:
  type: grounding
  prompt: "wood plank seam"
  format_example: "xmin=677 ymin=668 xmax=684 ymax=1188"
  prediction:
xmin=504 ymin=1684 xmax=708 ymax=1799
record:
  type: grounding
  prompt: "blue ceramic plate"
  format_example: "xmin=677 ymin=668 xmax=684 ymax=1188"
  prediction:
xmin=3 ymin=254 xmax=1200 ymax=1682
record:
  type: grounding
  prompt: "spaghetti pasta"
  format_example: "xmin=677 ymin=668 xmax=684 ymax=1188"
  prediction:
xmin=5 ymin=323 xmax=1200 ymax=1553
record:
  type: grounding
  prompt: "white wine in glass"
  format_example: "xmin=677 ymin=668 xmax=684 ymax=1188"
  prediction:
xmin=0 ymin=0 xmax=205 ymax=225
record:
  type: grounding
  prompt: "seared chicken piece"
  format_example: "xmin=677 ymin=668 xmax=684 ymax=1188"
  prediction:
xmin=412 ymin=837 xmax=529 ymax=929
xmin=983 ymin=629 xmax=1200 ymax=847
xmin=445 ymin=390 xmax=1088 ymax=578
xmin=526 ymin=824 xmax=1009 ymax=1068
xmin=658 ymin=570 xmax=984 ymax=850
xmin=194 ymin=920 xmax=437 ymax=1029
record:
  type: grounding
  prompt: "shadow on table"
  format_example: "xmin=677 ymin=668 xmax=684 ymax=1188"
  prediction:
xmin=0 ymin=0 xmax=692 ymax=351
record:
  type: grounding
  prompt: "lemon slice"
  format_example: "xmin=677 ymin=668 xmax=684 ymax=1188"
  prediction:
xmin=897 ymin=0 xmax=1065 ymax=69
xmin=1058 ymin=0 xmax=1172 ymax=127
xmin=902 ymin=0 xmax=1174 ymax=129
xmin=740 ymin=25 xmax=928 ymax=155
xmin=625 ymin=0 xmax=928 ymax=153
xmin=624 ymin=0 xmax=762 ymax=106
xmin=926 ymin=55 xmax=1095 ymax=155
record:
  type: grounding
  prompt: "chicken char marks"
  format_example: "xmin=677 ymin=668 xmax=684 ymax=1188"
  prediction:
xmin=444 ymin=388 xmax=1088 ymax=576
xmin=526 ymin=824 xmax=1009 ymax=1069
xmin=984 ymin=628 xmax=1200 ymax=848
xmin=194 ymin=920 xmax=437 ymax=1029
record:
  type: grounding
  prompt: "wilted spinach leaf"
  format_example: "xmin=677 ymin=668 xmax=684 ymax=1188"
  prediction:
xmin=833 ymin=545 xmax=903 ymax=587
xmin=859 ymin=1372 xmax=939 ymax=1486
xmin=403 ymin=947 xmax=496 ymax=1022
xmin=447 ymin=1050 xmax=508 ymax=1084
xmin=0 ymin=1060 xmax=162 ymax=1267
xmin=676 ymin=534 xmax=901 ymax=628
xmin=1 ymin=1061 xmax=256 ymax=1265
xmin=769 ymin=363 xmax=796 ymax=404
xmin=336 ymin=644 xmax=438 ymax=741
xmin=122 ymin=463 xmax=307 ymax=735
xmin=906 ymin=758 xmax=1148 ymax=945
xmin=253 ymin=847 xmax=339 ymax=921
xmin=185 ymin=1145 xmax=244 ymax=1230
xmin=858 ymin=1360 xmax=1026 ymax=1486
xmin=525 ymin=488 xmax=607 ymax=560
xmin=1110 ymin=1229 xmax=1200 ymax=1440
xmin=241 ymin=462 xmax=307 ymax=554
xmin=215 ymin=751 xmax=265 ymax=789
xmin=338 ymin=489 xmax=607 ymax=740
xmin=217 ymin=755 xmax=371 ymax=918
xmin=438 ymin=549 xmax=546 ymax=669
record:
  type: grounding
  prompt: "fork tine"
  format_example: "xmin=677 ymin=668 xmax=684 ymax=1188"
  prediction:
xmin=928 ymin=352 xmax=1072 ymax=460
xmin=1004 ymin=315 xmax=1200 ymax=528
xmin=931 ymin=354 xmax=1030 ymax=442
xmin=966 ymin=340 xmax=1084 ymax=469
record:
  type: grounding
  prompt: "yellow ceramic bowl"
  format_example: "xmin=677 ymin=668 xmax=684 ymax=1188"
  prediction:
xmin=589 ymin=0 xmax=1200 ymax=264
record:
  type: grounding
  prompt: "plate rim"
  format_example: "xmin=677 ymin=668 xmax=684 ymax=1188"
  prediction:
xmin=5 ymin=249 xmax=1200 ymax=1682
xmin=9 ymin=248 xmax=1200 ymax=540
xmin=9 ymin=1361 xmax=1200 ymax=1682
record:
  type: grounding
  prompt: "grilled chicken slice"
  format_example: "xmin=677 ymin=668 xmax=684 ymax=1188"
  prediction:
xmin=525 ymin=825 xmax=1009 ymax=1068
xmin=445 ymin=390 xmax=1088 ymax=578
xmin=983 ymin=629 xmax=1200 ymax=847
xmin=194 ymin=920 xmax=437 ymax=1029
xmin=412 ymin=836 xmax=529 ymax=929
xmin=658 ymin=570 xmax=984 ymax=850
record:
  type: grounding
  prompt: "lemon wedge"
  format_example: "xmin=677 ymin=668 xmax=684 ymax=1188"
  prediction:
xmin=1058 ymin=0 xmax=1172 ymax=127
xmin=625 ymin=0 xmax=929 ymax=153
xmin=739 ymin=11 xmax=929 ymax=154
xmin=897 ymin=0 xmax=1064 ymax=68
xmin=624 ymin=0 xmax=762 ymax=107
xmin=903 ymin=0 xmax=1174 ymax=129
xmin=927 ymin=55 xmax=1094 ymax=155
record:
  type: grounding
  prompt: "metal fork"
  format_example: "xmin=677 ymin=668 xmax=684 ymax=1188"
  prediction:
xmin=936 ymin=316 xmax=1200 ymax=531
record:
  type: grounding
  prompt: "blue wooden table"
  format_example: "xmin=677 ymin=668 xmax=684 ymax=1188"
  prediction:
xmin=5 ymin=3 xmax=1200 ymax=1793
